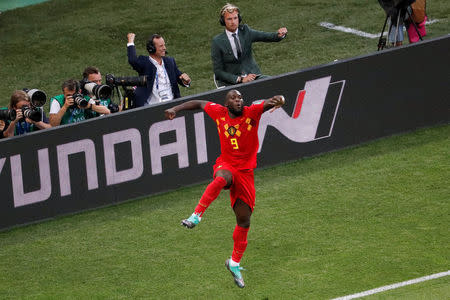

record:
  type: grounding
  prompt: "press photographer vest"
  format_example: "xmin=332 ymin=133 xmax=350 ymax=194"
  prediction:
xmin=51 ymin=94 xmax=91 ymax=124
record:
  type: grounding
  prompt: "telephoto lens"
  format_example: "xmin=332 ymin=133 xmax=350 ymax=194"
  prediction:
xmin=0 ymin=109 xmax=16 ymax=121
xmin=83 ymin=82 xmax=112 ymax=99
xmin=21 ymin=106 xmax=42 ymax=122
xmin=25 ymin=89 xmax=47 ymax=107
xmin=105 ymin=74 xmax=147 ymax=87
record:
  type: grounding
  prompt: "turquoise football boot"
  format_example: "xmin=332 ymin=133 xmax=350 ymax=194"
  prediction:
xmin=225 ymin=258 xmax=245 ymax=288
xmin=181 ymin=212 xmax=201 ymax=229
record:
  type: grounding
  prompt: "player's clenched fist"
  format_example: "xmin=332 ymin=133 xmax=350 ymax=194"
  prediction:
xmin=165 ymin=108 xmax=176 ymax=120
xmin=269 ymin=95 xmax=285 ymax=112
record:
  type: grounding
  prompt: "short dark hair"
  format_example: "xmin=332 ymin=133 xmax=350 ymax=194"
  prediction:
xmin=146 ymin=34 xmax=162 ymax=54
xmin=61 ymin=79 xmax=79 ymax=92
xmin=82 ymin=66 xmax=100 ymax=79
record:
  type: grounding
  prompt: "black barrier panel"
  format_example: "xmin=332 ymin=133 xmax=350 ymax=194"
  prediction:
xmin=0 ymin=35 xmax=449 ymax=230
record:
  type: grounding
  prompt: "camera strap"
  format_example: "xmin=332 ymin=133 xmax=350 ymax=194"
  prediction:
xmin=68 ymin=108 xmax=78 ymax=124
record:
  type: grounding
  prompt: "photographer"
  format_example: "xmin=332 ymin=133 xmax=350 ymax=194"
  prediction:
xmin=82 ymin=66 xmax=118 ymax=115
xmin=49 ymin=79 xmax=110 ymax=127
xmin=126 ymin=32 xmax=191 ymax=107
xmin=2 ymin=90 xmax=51 ymax=138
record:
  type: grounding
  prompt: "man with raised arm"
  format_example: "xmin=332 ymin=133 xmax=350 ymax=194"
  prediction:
xmin=165 ymin=89 xmax=285 ymax=288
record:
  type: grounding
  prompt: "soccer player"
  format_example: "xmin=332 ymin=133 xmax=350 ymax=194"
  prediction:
xmin=165 ymin=89 xmax=285 ymax=288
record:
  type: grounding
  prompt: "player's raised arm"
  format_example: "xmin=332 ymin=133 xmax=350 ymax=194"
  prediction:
xmin=263 ymin=95 xmax=285 ymax=113
xmin=165 ymin=100 xmax=209 ymax=120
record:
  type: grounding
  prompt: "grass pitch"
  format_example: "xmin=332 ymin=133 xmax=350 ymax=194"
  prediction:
xmin=1 ymin=124 xmax=448 ymax=298
xmin=0 ymin=0 xmax=449 ymax=298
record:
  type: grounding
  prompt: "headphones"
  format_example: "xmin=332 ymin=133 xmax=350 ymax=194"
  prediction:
xmin=219 ymin=5 xmax=242 ymax=26
xmin=146 ymin=34 xmax=160 ymax=54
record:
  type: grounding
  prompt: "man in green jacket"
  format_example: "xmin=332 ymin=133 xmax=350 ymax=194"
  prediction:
xmin=211 ymin=3 xmax=288 ymax=87
xmin=49 ymin=79 xmax=110 ymax=126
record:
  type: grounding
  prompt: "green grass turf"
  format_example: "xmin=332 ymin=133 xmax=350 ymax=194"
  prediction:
xmin=0 ymin=124 xmax=448 ymax=298
xmin=364 ymin=276 xmax=450 ymax=300
xmin=0 ymin=0 xmax=449 ymax=108
xmin=0 ymin=0 xmax=449 ymax=298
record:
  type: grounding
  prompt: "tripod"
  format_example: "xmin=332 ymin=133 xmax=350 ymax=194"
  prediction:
xmin=110 ymin=85 xmax=136 ymax=111
xmin=377 ymin=5 xmax=423 ymax=51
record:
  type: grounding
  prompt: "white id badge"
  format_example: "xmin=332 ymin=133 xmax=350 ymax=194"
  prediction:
xmin=159 ymin=89 xmax=170 ymax=101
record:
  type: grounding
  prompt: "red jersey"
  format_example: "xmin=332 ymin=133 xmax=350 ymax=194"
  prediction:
xmin=204 ymin=101 xmax=265 ymax=170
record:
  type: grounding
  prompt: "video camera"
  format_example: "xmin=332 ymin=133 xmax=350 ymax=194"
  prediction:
xmin=378 ymin=0 xmax=415 ymax=17
xmin=0 ymin=88 xmax=47 ymax=122
xmin=377 ymin=0 xmax=416 ymax=50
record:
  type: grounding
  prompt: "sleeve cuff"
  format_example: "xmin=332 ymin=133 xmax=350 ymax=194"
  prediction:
xmin=127 ymin=42 xmax=135 ymax=47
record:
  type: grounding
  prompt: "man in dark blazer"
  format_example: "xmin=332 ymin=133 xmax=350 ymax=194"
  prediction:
xmin=211 ymin=3 xmax=287 ymax=87
xmin=127 ymin=33 xmax=191 ymax=107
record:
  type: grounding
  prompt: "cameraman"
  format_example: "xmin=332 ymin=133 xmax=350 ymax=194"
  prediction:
xmin=49 ymin=79 xmax=110 ymax=126
xmin=3 ymin=90 xmax=51 ymax=138
xmin=82 ymin=66 xmax=118 ymax=114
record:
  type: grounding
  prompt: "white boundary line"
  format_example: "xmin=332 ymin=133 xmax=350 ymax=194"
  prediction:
xmin=332 ymin=270 xmax=450 ymax=300
xmin=319 ymin=19 xmax=440 ymax=39
xmin=319 ymin=22 xmax=379 ymax=39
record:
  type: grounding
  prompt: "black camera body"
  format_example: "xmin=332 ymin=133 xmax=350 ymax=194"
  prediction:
xmin=107 ymin=103 xmax=120 ymax=113
xmin=378 ymin=0 xmax=415 ymax=16
xmin=21 ymin=106 xmax=42 ymax=122
xmin=0 ymin=106 xmax=42 ymax=122
xmin=71 ymin=92 xmax=89 ymax=108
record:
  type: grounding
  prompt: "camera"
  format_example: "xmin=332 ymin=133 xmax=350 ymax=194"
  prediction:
xmin=105 ymin=74 xmax=147 ymax=87
xmin=0 ymin=109 xmax=16 ymax=121
xmin=378 ymin=0 xmax=415 ymax=16
xmin=0 ymin=106 xmax=42 ymax=123
xmin=104 ymin=74 xmax=147 ymax=111
xmin=80 ymin=79 xmax=112 ymax=100
xmin=71 ymin=92 xmax=89 ymax=108
xmin=107 ymin=103 xmax=120 ymax=113
xmin=21 ymin=106 xmax=42 ymax=122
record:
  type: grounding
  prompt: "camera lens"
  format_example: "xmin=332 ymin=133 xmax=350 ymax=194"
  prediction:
xmin=0 ymin=109 xmax=16 ymax=121
xmin=84 ymin=82 xmax=112 ymax=100
xmin=26 ymin=89 xmax=47 ymax=107
xmin=105 ymin=74 xmax=147 ymax=87
xmin=22 ymin=106 xmax=42 ymax=122
xmin=72 ymin=93 xmax=89 ymax=108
